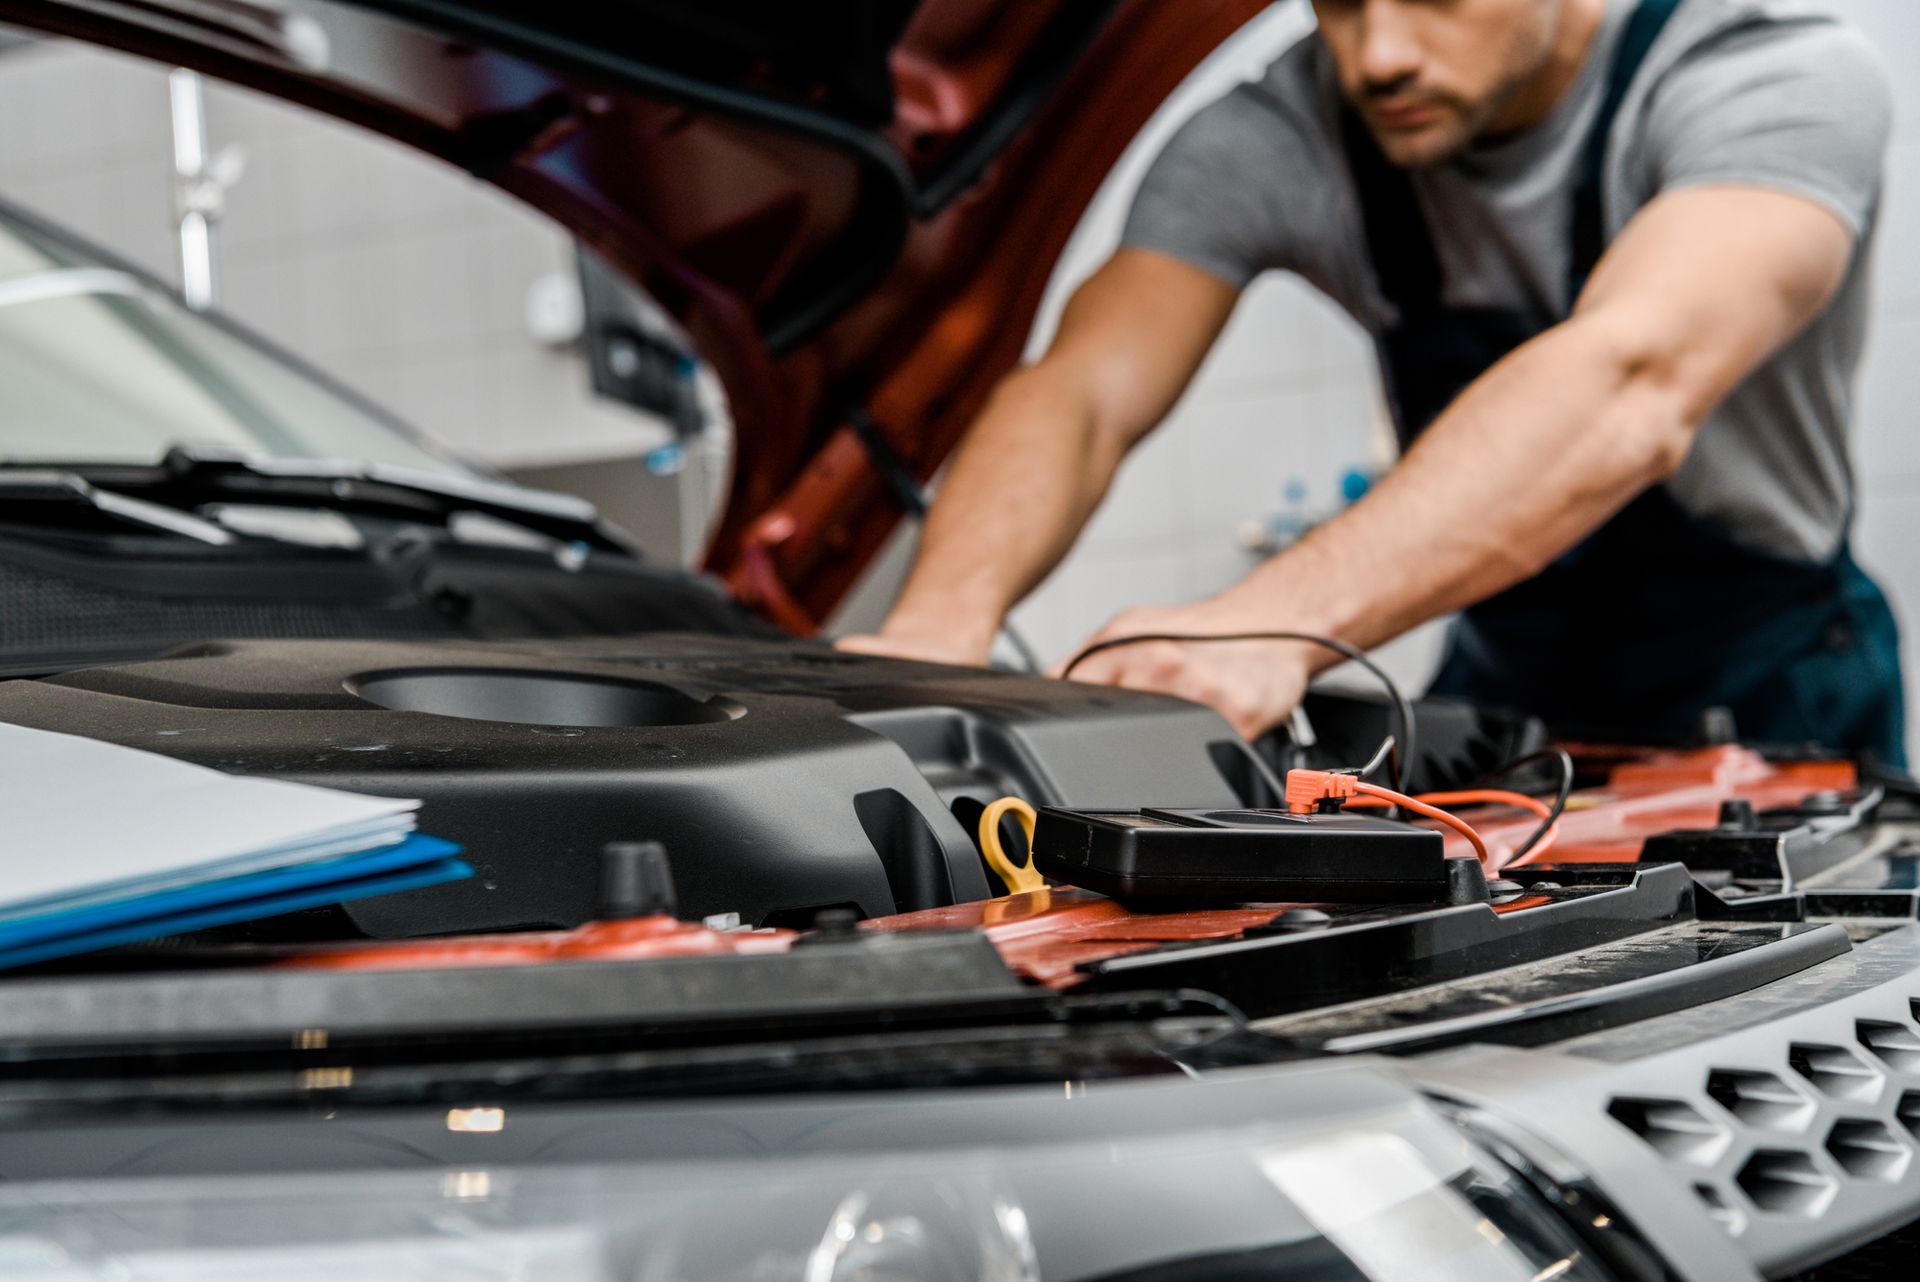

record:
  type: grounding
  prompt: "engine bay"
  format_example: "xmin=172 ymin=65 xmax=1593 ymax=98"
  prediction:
xmin=0 ymin=632 xmax=1902 ymax=1035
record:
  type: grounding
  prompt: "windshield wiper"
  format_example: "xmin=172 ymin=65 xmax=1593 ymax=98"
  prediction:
xmin=0 ymin=267 xmax=144 ymax=311
xmin=0 ymin=448 xmax=630 ymax=553
xmin=0 ymin=470 xmax=233 ymax=544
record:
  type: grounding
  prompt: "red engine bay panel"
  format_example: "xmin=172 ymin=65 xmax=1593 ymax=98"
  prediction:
xmin=1494 ymin=746 xmax=1855 ymax=866
xmin=273 ymin=915 xmax=795 ymax=972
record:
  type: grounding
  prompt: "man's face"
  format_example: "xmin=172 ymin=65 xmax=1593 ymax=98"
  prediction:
xmin=1311 ymin=0 xmax=1563 ymax=167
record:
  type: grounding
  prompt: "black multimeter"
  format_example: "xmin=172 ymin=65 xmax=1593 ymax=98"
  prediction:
xmin=1030 ymin=806 xmax=1457 ymax=904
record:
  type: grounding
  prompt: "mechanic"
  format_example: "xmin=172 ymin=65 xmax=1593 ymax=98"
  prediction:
xmin=843 ymin=0 xmax=1907 ymax=764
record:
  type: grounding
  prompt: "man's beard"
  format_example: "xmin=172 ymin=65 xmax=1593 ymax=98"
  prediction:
xmin=1363 ymin=94 xmax=1495 ymax=169
xmin=1357 ymin=40 xmax=1546 ymax=168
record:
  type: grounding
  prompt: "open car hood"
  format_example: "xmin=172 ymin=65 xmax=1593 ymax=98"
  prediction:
xmin=0 ymin=0 xmax=1266 ymax=629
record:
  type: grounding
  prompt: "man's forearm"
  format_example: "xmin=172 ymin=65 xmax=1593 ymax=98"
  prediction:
xmin=1196 ymin=186 xmax=1852 ymax=675
xmin=881 ymin=365 xmax=1132 ymax=647
xmin=853 ymin=249 xmax=1242 ymax=661
xmin=1226 ymin=313 xmax=1694 ymax=658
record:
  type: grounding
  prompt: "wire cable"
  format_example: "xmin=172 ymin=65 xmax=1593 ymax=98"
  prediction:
xmin=1348 ymin=787 xmax=1560 ymax=864
xmin=1284 ymin=766 xmax=1571 ymax=866
xmin=1357 ymin=734 xmax=1396 ymax=781
xmin=1354 ymin=781 xmax=1489 ymax=864
xmin=1472 ymin=748 xmax=1574 ymax=863
xmin=1060 ymin=631 xmax=1417 ymax=794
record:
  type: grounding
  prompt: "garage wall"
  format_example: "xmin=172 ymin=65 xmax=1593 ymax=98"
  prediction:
xmin=1847 ymin=1 xmax=1920 ymax=764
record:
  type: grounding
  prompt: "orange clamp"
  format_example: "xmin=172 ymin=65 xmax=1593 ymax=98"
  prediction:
xmin=1284 ymin=768 xmax=1358 ymax=814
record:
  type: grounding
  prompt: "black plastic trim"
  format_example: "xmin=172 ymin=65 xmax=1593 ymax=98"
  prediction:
xmin=1296 ymin=922 xmax=1852 ymax=1056
xmin=0 ymin=932 xmax=1028 ymax=1057
xmin=1080 ymin=864 xmax=1698 ymax=1020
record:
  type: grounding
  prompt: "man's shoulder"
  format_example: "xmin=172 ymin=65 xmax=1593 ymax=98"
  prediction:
xmin=1680 ymin=0 xmax=1863 ymax=24
xmin=1620 ymin=0 xmax=1892 ymax=235
xmin=1240 ymin=37 xmax=1339 ymax=137
xmin=1122 ymin=34 xmax=1358 ymax=290
xmin=1169 ymin=38 xmax=1341 ymax=173
xmin=1648 ymin=0 xmax=1889 ymax=123
xmin=1658 ymin=0 xmax=1885 ymax=74
xmin=1248 ymin=35 xmax=1334 ymax=107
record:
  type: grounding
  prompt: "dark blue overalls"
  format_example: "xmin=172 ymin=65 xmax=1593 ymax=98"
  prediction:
xmin=1342 ymin=0 xmax=1907 ymax=764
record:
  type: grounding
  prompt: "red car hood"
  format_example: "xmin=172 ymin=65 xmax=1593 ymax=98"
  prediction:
xmin=0 ymin=0 xmax=1266 ymax=629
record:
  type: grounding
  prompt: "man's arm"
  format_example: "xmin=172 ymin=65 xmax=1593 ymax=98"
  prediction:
xmin=1064 ymin=186 xmax=1857 ymax=737
xmin=838 ymin=248 xmax=1239 ymax=665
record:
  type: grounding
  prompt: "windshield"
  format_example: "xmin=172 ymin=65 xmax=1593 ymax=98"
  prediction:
xmin=0 ymin=202 xmax=478 ymax=479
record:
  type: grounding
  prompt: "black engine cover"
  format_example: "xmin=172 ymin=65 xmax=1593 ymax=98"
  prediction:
xmin=0 ymin=635 xmax=1258 ymax=935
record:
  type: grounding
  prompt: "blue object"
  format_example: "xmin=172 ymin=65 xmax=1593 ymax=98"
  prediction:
xmin=645 ymin=442 xmax=687 ymax=475
xmin=1339 ymin=469 xmax=1372 ymax=504
xmin=0 ymin=835 xmax=469 ymax=970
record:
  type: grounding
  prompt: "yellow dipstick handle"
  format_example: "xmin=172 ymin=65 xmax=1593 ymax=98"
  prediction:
xmin=978 ymin=796 xmax=1046 ymax=895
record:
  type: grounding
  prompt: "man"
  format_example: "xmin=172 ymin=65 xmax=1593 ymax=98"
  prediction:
xmin=845 ymin=0 xmax=1906 ymax=762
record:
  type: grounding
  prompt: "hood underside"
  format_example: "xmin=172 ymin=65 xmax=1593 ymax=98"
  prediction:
xmin=0 ymin=0 xmax=1268 ymax=628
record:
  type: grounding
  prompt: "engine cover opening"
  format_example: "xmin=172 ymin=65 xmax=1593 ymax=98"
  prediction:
xmin=349 ymin=668 xmax=743 ymax=728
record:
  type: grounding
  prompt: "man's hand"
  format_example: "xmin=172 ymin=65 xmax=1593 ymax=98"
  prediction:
xmin=1054 ymin=601 xmax=1320 ymax=739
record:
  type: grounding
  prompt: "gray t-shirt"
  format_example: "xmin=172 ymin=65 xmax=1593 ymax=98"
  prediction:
xmin=1122 ymin=0 xmax=1892 ymax=563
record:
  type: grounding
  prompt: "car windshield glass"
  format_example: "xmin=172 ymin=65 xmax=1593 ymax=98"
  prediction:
xmin=0 ymin=204 xmax=476 ymax=478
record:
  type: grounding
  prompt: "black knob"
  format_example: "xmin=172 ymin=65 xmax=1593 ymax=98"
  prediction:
xmin=1449 ymin=855 xmax=1493 ymax=904
xmin=791 ymin=906 xmax=865 ymax=947
xmin=598 ymin=842 xmax=678 ymax=920
xmin=1717 ymin=799 xmax=1757 ymax=830
xmin=810 ymin=906 xmax=862 ymax=936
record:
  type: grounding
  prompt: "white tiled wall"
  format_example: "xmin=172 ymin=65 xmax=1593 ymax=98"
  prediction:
xmin=2 ymin=3 xmax=1918 ymax=755
xmin=1799 ymin=0 xmax=1920 ymax=763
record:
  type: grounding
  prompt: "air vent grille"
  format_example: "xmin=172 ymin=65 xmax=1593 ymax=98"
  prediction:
xmin=1706 ymin=1068 xmax=1816 ymax=1132
xmin=1608 ymin=1097 xmax=1729 ymax=1164
xmin=1603 ymin=1004 xmax=1920 ymax=1245
xmin=1790 ymin=1042 xmax=1885 ymax=1104
xmin=1896 ymin=1090 xmax=1920 ymax=1138
xmin=1736 ymin=1149 xmax=1838 ymax=1217
xmin=1861 ymin=1020 xmax=1920 ymax=1075
xmin=1827 ymin=1119 xmax=1911 ymax=1182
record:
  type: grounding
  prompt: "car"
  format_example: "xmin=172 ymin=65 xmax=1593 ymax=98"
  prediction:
xmin=0 ymin=3 xmax=1916 ymax=1279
